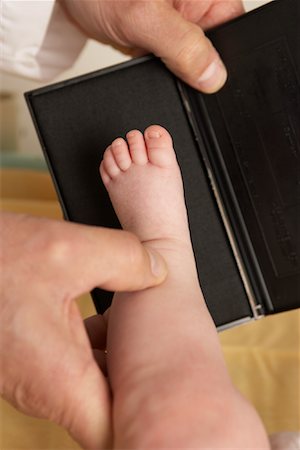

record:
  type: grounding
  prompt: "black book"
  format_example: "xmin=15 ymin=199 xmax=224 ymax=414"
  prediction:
xmin=26 ymin=0 xmax=300 ymax=329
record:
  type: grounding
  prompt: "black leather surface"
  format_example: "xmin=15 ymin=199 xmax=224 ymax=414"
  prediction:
xmin=26 ymin=58 xmax=251 ymax=326
xmin=200 ymin=0 xmax=300 ymax=312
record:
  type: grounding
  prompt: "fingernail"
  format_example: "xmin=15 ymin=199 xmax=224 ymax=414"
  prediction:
xmin=147 ymin=248 xmax=168 ymax=279
xmin=197 ymin=58 xmax=227 ymax=93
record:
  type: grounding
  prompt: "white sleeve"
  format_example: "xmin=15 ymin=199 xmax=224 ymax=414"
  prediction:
xmin=0 ymin=0 xmax=87 ymax=81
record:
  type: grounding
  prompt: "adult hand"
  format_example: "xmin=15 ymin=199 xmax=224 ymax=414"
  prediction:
xmin=0 ymin=212 xmax=167 ymax=450
xmin=61 ymin=0 xmax=244 ymax=93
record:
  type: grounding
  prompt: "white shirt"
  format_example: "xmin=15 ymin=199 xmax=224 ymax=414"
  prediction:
xmin=0 ymin=0 xmax=87 ymax=80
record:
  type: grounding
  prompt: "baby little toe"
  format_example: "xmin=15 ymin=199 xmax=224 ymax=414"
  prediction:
xmin=99 ymin=161 xmax=111 ymax=186
xmin=103 ymin=146 xmax=121 ymax=178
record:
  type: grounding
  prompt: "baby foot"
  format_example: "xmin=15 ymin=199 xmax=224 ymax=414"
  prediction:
xmin=99 ymin=125 xmax=270 ymax=449
xmin=100 ymin=125 xmax=190 ymax=246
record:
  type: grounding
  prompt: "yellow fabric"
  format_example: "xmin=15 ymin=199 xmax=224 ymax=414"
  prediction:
xmin=219 ymin=311 xmax=300 ymax=434
xmin=1 ymin=168 xmax=299 ymax=449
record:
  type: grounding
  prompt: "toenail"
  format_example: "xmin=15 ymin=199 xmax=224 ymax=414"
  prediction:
xmin=113 ymin=138 xmax=123 ymax=146
xmin=126 ymin=130 xmax=138 ymax=139
xmin=147 ymin=130 xmax=161 ymax=138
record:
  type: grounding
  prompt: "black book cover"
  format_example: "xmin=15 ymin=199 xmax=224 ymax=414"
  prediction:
xmin=25 ymin=0 xmax=299 ymax=328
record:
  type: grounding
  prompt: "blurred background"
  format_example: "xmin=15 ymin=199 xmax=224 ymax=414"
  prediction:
xmin=1 ymin=1 xmax=299 ymax=449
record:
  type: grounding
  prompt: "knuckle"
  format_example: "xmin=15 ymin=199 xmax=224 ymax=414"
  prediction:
xmin=120 ymin=1 xmax=157 ymax=41
xmin=126 ymin=1 xmax=148 ymax=19
xmin=42 ymin=230 xmax=73 ymax=269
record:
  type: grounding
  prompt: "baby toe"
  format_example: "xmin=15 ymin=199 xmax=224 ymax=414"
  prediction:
xmin=103 ymin=145 xmax=121 ymax=178
xmin=126 ymin=129 xmax=148 ymax=166
xmin=99 ymin=161 xmax=111 ymax=186
xmin=111 ymin=138 xmax=132 ymax=171
xmin=144 ymin=125 xmax=177 ymax=168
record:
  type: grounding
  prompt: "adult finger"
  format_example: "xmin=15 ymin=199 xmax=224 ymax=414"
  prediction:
xmin=48 ymin=220 xmax=168 ymax=295
xmin=3 ymin=214 xmax=167 ymax=298
xmin=198 ymin=0 xmax=244 ymax=30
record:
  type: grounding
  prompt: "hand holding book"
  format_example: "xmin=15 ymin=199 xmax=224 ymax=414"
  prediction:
xmin=60 ymin=0 xmax=244 ymax=92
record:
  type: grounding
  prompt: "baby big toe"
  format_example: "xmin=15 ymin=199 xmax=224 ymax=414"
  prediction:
xmin=144 ymin=125 xmax=177 ymax=168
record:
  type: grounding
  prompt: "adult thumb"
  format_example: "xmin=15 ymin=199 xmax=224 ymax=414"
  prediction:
xmin=132 ymin=2 xmax=227 ymax=93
